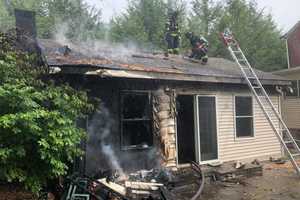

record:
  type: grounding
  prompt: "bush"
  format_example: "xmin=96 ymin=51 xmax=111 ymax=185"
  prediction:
xmin=0 ymin=32 xmax=92 ymax=193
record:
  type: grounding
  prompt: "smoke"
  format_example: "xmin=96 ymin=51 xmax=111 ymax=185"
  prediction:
xmin=87 ymin=103 xmax=125 ymax=177
xmin=53 ymin=21 xmax=141 ymax=62
xmin=102 ymin=145 xmax=124 ymax=175
xmin=3 ymin=0 xmax=13 ymax=15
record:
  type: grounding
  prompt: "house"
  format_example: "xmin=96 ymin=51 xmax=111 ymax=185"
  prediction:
xmin=273 ymin=21 xmax=300 ymax=135
xmin=37 ymin=38 xmax=290 ymax=175
xmin=15 ymin=9 xmax=290 ymax=176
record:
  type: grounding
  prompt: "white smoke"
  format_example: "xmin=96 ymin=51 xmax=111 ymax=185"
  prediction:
xmin=102 ymin=145 xmax=125 ymax=175
xmin=53 ymin=21 xmax=141 ymax=62
xmin=98 ymin=106 xmax=125 ymax=176
xmin=87 ymin=104 xmax=125 ymax=177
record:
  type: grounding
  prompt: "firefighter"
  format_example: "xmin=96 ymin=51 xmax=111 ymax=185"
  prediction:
xmin=185 ymin=32 xmax=208 ymax=64
xmin=221 ymin=28 xmax=238 ymax=46
xmin=165 ymin=11 xmax=180 ymax=55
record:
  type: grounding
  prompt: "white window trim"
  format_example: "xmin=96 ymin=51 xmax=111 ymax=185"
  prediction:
xmin=234 ymin=95 xmax=255 ymax=140
xmin=175 ymin=94 xmax=220 ymax=166
xmin=195 ymin=95 xmax=220 ymax=164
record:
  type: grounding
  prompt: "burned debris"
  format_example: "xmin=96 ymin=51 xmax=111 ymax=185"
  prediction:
xmin=63 ymin=162 xmax=204 ymax=200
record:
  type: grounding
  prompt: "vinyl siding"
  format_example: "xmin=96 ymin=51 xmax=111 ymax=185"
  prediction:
xmin=281 ymin=98 xmax=300 ymax=129
xmin=217 ymin=93 xmax=282 ymax=162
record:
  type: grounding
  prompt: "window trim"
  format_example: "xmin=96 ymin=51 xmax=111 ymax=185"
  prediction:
xmin=120 ymin=91 xmax=153 ymax=150
xmin=195 ymin=95 xmax=220 ymax=165
xmin=234 ymin=95 xmax=255 ymax=139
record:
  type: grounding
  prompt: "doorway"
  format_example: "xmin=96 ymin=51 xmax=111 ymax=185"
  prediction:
xmin=176 ymin=95 xmax=196 ymax=164
xmin=197 ymin=96 xmax=218 ymax=162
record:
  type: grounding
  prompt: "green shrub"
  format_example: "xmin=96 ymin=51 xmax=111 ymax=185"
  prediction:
xmin=0 ymin=32 xmax=92 ymax=193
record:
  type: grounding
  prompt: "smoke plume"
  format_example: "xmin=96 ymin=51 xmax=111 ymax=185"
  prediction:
xmin=87 ymin=104 xmax=125 ymax=176
xmin=54 ymin=21 xmax=140 ymax=62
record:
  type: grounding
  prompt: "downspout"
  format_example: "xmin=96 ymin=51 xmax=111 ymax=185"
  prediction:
xmin=286 ymin=39 xmax=290 ymax=68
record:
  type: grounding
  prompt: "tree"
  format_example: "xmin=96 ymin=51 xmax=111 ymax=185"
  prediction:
xmin=110 ymin=0 xmax=167 ymax=49
xmin=47 ymin=0 xmax=105 ymax=41
xmin=109 ymin=0 xmax=186 ymax=50
xmin=189 ymin=0 xmax=223 ymax=37
xmin=219 ymin=0 xmax=286 ymax=71
xmin=189 ymin=0 xmax=286 ymax=71
xmin=0 ymin=32 xmax=92 ymax=193
xmin=0 ymin=0 xmax=105 ymax=41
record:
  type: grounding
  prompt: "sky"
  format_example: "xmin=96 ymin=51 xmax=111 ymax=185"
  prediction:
xmin=85 ymin=0 xmax=300 ymax=32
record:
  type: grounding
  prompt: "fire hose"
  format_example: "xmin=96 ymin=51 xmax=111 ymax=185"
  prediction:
xmin=190 ymin=161 xmax=205 ymax=200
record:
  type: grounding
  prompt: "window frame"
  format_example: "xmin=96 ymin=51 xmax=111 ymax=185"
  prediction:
xmin=234 ymin=95 xmax=255 ymax=139
xmin=120 ymin=91 xmax=153 ymax=150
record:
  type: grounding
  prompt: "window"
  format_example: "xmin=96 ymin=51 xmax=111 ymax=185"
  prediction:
xmin=121 ymin=92 xmax=153 ymax=149
xmin=235 ymin=96 xmax=254 ymax=138
xmin=286 ymin=80 xmax=300 ymax=97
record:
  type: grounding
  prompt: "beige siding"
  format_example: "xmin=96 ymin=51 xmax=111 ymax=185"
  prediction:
xmin=281 ymin=98 xmax=300 ymax=129
xmin=217 ymin=94 xmax=282 ymax=162
xmin=175 ymin=88 xmax=282 ymax=164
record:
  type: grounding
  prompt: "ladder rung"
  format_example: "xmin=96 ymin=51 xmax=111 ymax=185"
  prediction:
xmin=233 ymin=51 xmax=242 ymax=53
xmin=258 ymin=95 xmax=266 ymax=98
xmin=285 ymin=140 xmax=294 ymax=144
xmin=242 ymin=67 xmax=251 ymax=69
xmin=291 ymin=153 xmax=300 ymax=157
xmin=243 ymin=68 xmax=252 ymax=71
xmin=253 ymin=86 xmax=261 ymax=89
xmin=279 ymin=128 xmax=288 ymax=132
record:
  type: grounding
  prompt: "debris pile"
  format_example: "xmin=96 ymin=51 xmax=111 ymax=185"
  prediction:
xmin=63 ymin=162 xmax=204 ymax=200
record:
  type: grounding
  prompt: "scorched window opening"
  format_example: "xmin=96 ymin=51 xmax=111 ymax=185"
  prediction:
xmin=120 ymin=91 xmax=153 ymax=150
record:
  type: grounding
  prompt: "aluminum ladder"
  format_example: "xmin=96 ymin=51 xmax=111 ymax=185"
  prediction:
xmin=220 ymin=29 xmax=300 ymax=175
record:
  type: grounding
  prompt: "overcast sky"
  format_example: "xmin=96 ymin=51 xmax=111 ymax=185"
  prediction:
xmin=85 ymin=0 xmax=300 ymax=32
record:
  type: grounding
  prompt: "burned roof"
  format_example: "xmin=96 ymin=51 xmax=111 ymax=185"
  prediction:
xmin=39 ymin=39 xmax=289 ymax=85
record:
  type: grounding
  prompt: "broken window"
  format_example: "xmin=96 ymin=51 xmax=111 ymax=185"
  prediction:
xmin=121 ymin=92 xmax=153 ymax=149
xmin=235 ymin=96 xmax=254 ymax=138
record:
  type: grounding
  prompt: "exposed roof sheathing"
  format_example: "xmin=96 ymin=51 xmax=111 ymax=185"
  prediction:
xmin=39 ymin=39 xmax=289 ymax=85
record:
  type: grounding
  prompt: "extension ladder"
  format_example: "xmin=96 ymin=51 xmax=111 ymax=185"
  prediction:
xmin=220 ymin=29 xmax=300 ymax=175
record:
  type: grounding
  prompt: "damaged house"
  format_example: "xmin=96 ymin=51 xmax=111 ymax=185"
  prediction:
xmin=40 ymin=42 xmax=291 ymax=175
xmin=16 ymin=10 xmax=291 ymax=176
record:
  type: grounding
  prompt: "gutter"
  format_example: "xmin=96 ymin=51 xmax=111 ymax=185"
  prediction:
xmin=49 ymin=65 xmax=291 ymax=86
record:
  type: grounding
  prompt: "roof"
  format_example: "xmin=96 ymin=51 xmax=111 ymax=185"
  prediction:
xmin=39 ymin=39 xmax=289 ymax=85
xmin=281 ymin=21 xmax=300 ymax=39
xmin=273 ymin=66 xmax=300 ymax=78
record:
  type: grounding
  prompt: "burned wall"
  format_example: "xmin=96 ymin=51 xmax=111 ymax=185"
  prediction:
xmin=153 ymin=88 xmax=177 ymax=168
xmin=55 ymin=76 xmax=175 ymax=176
xmin=84 ymin=78 xmax=162 ymax=175
xmin=52 ymin=74 xmax=280 ymax=175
